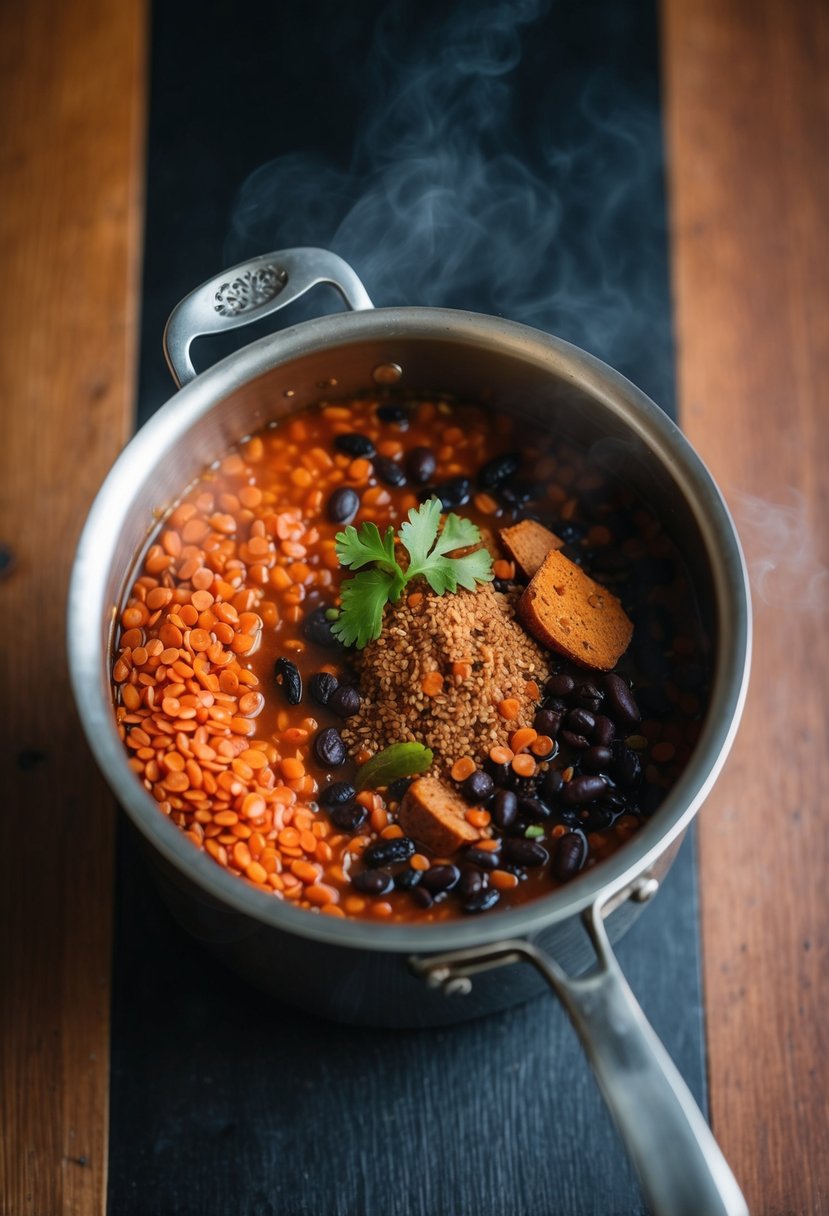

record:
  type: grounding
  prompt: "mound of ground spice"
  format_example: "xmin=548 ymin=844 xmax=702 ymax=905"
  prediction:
xmin=343 ymin=583 xmax=551 ymax=773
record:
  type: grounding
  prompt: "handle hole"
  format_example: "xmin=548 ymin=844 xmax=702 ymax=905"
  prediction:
xmin=189 ymin=283 xmax=351 ymax=379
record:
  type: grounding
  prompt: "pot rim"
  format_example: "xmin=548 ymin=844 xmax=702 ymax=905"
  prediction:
xmin=68 ymin=306 xmax=751 ymax=954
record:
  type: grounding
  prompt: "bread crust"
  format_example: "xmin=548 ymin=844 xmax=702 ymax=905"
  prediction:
xmin=398 ymin=776 xmax=483 ymax=855
xmin=518 ymin=549 xmax=633 ymax=671
xmin=499 ymin=519 xmax=564 ymax=580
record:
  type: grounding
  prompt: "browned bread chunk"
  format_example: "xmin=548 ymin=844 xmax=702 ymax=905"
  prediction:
xmin=518 ymin=549 xmax=633 ymax=671
xmin=499 ymin=519 xmax=564 ymax=580
xmin=398 ymin=777 xmax=483 ymax=855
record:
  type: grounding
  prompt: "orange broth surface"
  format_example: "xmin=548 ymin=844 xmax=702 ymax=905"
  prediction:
xmin=112 ymin=396 xmax=709 ymax=921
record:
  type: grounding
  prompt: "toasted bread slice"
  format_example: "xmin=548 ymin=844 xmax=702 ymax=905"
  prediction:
xmin=499 ymin=519 xmax=564 ymax=580
xmin=398 ymin=777 xmax=483 ymax=855
xmin=518 ymin=549 xmax=632 ymax=671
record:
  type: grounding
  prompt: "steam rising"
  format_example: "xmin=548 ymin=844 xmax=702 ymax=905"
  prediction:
xmin=732 ymin=490 xmax=828 ymax=612
xmin=225 ymin=0 xmax=672 ymax=401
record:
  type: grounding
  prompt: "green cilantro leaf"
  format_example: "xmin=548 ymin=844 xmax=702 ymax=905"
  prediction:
xmin=398 ymin=497 xmax=442 ymax=569
xmin=331 ymin=568 xmax=400 ymax=648
xmin=332 ymin=497 xmax=494 ymax=648
xmin=335 ymin=521 xmax=397 ymax=572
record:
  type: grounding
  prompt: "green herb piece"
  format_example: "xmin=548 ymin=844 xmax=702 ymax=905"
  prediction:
xmin=525 ymin=825 xmax=545 ymax=839
xmin=355 ymin=742 xmax=434 ymax=791
xmin=331 ymin=497 xmax=493 ymax=647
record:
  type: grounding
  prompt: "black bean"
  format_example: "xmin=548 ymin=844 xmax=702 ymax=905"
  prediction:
xmin=421 ymin=864 xmax=460 ymax=894
xmin=566 ymin=707 xmax=596 ymax=735
xmin=363 ymin=837 xmax=416 ymax=868
xmin=484 ymin=757 xmax=512 ymax=787
xmin=546 ymin=673 xmax=575 ymax=698
xmin=274 ymin=657 xmax=302 ymax=705
xmin=313 ymin=727 xmax=347 ymax=768
xmin=465 ymin=845 xmax=502 ymax=870
xmin=330 ymin=802 xmax=369 ymax=832
xmin=498 ymin=478 xmax=539 ymax=508
xmin=327 ymin=487 xmax=360 ymax=523
xmin=561 ymin=775 xmax=609 ymax=805
xmin=534 ymin=708 xmax=562 ymax=739
xmin=493 ymin=579 xmax=514 ymax=593
xmin=582 ymin=746 xmax=614 ymax=774
xmin=502 ymin=838 xmax=549 ymax=867
xmin=539 ymin=769 xmax=563 ymax=802
xmin=582 ymin=807 xmax=614 ymax=832
xmin=553 ymin=832 xmax=587 ymax=882
xmin=329 ymin=685 xmax=362 ymax=718
xmin=560 ymin=731 xmax=590 ymax=751
xmin=352 ymin=869 xmax=394 ymax=896
xmin=372 ymin=454 xmax=407 ymax=487
xmin=387 ymin=776 xmax=414 ymax=802
xmin=459 ymin=865 xmax=486 ymax=900
xmin=319 ymin=780 xmax=356 ymax=807
xmin=611 ymin=743 xmax=642 ymax=788
xmin=592 ymin=714 xmax=617 ymax=747
xmin=462 ymin=888 xmax=501 ymax=914
xmin=478 ymin=451 xmax=520 ymax=491
xmin=462 ymin=770 xmax=494 ymax=803
xmin=491 ymin=789 xmax=518 ymax=831
xmin=309 ymin=671 xmax=339 ymax=706
xmin=334 ymin=432 xmax=375 ymax=458
xmin=412 ymin=886 xmax=434 ymax=908
xmin=394 ymin=867 xmax=423 ymax=890
xmin=377 ymin=403 xmax=409 ymax=423
xmin=304 ymin=607 xmax=341 ymax=648
xmin=517 ymin=796 xmax=552 ymax=822
xmin=406 ymin=446 xmax=436 ymax=484
xmin=603 ymin=673 xmax=641 ymax=728
xmin=434 ymin=476 xmax=471 ymax=510
xmin=574 ymin=682 xmax=604 ymax=713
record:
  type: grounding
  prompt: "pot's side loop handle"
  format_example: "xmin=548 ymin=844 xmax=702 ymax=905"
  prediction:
xmin=163 ymin=248 xmax=374 ymax=388
xmin=412 ymin=906 xmax=748 ymax=1216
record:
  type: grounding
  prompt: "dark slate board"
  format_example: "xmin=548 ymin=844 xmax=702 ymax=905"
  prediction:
xmin=111 ymin=2 xmax=705 ymax=1213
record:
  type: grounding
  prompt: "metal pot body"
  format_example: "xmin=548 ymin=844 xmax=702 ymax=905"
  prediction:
xmin=69 ymin=300 xmax=749 ymax=1022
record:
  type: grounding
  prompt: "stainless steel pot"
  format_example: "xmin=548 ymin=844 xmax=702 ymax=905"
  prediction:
xmin=68 ymin=248 xmax=751 ymax=1216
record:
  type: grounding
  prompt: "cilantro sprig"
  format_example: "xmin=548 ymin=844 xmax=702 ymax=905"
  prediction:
xmin=331 ymin=497 xmax=493 ymax=648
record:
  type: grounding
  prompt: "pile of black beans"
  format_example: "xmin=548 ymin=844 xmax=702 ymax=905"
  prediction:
xmin=321 ymin=664 xmax=650 ymax=916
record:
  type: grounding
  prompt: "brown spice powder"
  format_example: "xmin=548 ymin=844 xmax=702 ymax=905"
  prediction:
xmin=343 ymin=583 xmax=550 ymax=773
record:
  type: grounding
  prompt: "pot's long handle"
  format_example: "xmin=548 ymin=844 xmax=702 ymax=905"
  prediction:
xmin=412 ymin=901 xmax=748 ymax=1216
xmin=163 ymin=247 xmax=374 ymax=388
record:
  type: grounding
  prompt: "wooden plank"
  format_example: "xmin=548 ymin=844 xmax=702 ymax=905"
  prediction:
xmin=0 ymin=1 xmax=146 ymax=1213
xmin=663 ymin=1 xmax=829 ymax=1211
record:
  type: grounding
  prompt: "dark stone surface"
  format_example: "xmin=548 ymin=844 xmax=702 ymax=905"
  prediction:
xmin=112 ymin=2 xmax=703 ymax=1212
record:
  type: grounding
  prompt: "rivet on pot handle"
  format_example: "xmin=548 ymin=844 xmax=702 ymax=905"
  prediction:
xmin=163 ymin=248 xmax=374 ymax=388
xmin=410 ymin=896 xmax=748 ymax=1216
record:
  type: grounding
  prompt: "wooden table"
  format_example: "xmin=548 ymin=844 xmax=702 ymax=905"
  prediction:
xmin=2 ymin=1 xmax=827 ymax=1212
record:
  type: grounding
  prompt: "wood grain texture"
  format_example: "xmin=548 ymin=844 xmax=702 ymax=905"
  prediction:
xmin=0 ymin=1 xmax=145 ymax=1213
xmin=663 ymin=1 xmax=829 ymax=1212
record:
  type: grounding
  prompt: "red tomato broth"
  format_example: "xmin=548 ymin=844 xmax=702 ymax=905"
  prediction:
xmin=112 ymin=396 xmax=709 ymax=921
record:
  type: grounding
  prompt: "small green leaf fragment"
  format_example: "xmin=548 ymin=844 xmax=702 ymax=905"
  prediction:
xmin=355 ymin=742 xmax=434 ymax=791
xmin=525 ymin=825 xmax=545 ymax=839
